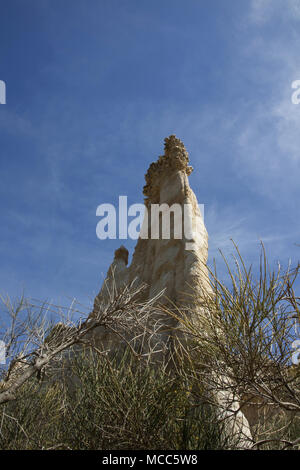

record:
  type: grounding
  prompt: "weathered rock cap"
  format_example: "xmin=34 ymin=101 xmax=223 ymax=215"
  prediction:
xmin=143 ymin=134 xmax=193 ymax=206
xmin=114 ymin=245 xmax=129 ymax=265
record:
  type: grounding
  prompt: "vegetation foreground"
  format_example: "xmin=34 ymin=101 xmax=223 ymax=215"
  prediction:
xmin=0 ymin=245 xmax=299 ymax=450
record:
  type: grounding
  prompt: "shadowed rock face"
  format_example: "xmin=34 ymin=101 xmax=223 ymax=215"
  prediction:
xmin=92 ymin=135 xmax=211 ymax=316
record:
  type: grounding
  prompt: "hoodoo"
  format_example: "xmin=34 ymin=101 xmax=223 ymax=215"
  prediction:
xmin=90 ymin=135 xmax=252 ymax=446
xmin=93 ymin=135 xmax=211 ymax=315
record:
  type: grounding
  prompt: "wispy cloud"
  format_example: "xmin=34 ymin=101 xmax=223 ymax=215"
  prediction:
xmin=250 ymin=0 xmax=300 ymax=24
xmin=0 ymin=1 xmax=299 ymax=305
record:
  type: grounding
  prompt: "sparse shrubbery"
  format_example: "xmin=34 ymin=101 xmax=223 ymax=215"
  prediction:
xmin=168 ymin=243 xmax=300 ymax=449
xmin=0 ymin=244 xmax=299 ymax=450
xmin=0 ymin=349 xmax=237 ymax=450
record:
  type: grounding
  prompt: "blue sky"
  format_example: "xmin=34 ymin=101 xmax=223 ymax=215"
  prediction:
xmin=0 ymin=0 xmax=299 ymax=312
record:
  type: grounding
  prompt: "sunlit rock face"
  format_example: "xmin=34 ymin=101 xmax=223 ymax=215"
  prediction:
xmin=92 ymin=135 xmax=211 ymax=317
xmin=87 ymin=135 xmax=253 ymax=446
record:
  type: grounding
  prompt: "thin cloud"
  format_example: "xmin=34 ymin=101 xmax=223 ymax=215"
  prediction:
xmin=250 ymin=0 xmax=300 ymax=24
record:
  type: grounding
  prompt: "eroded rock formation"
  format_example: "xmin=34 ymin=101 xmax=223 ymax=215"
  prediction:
xmin=92 ymin=135 xmax=211 ymax=317
xmin=89 ymin=135 xmax=252 ymax=446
